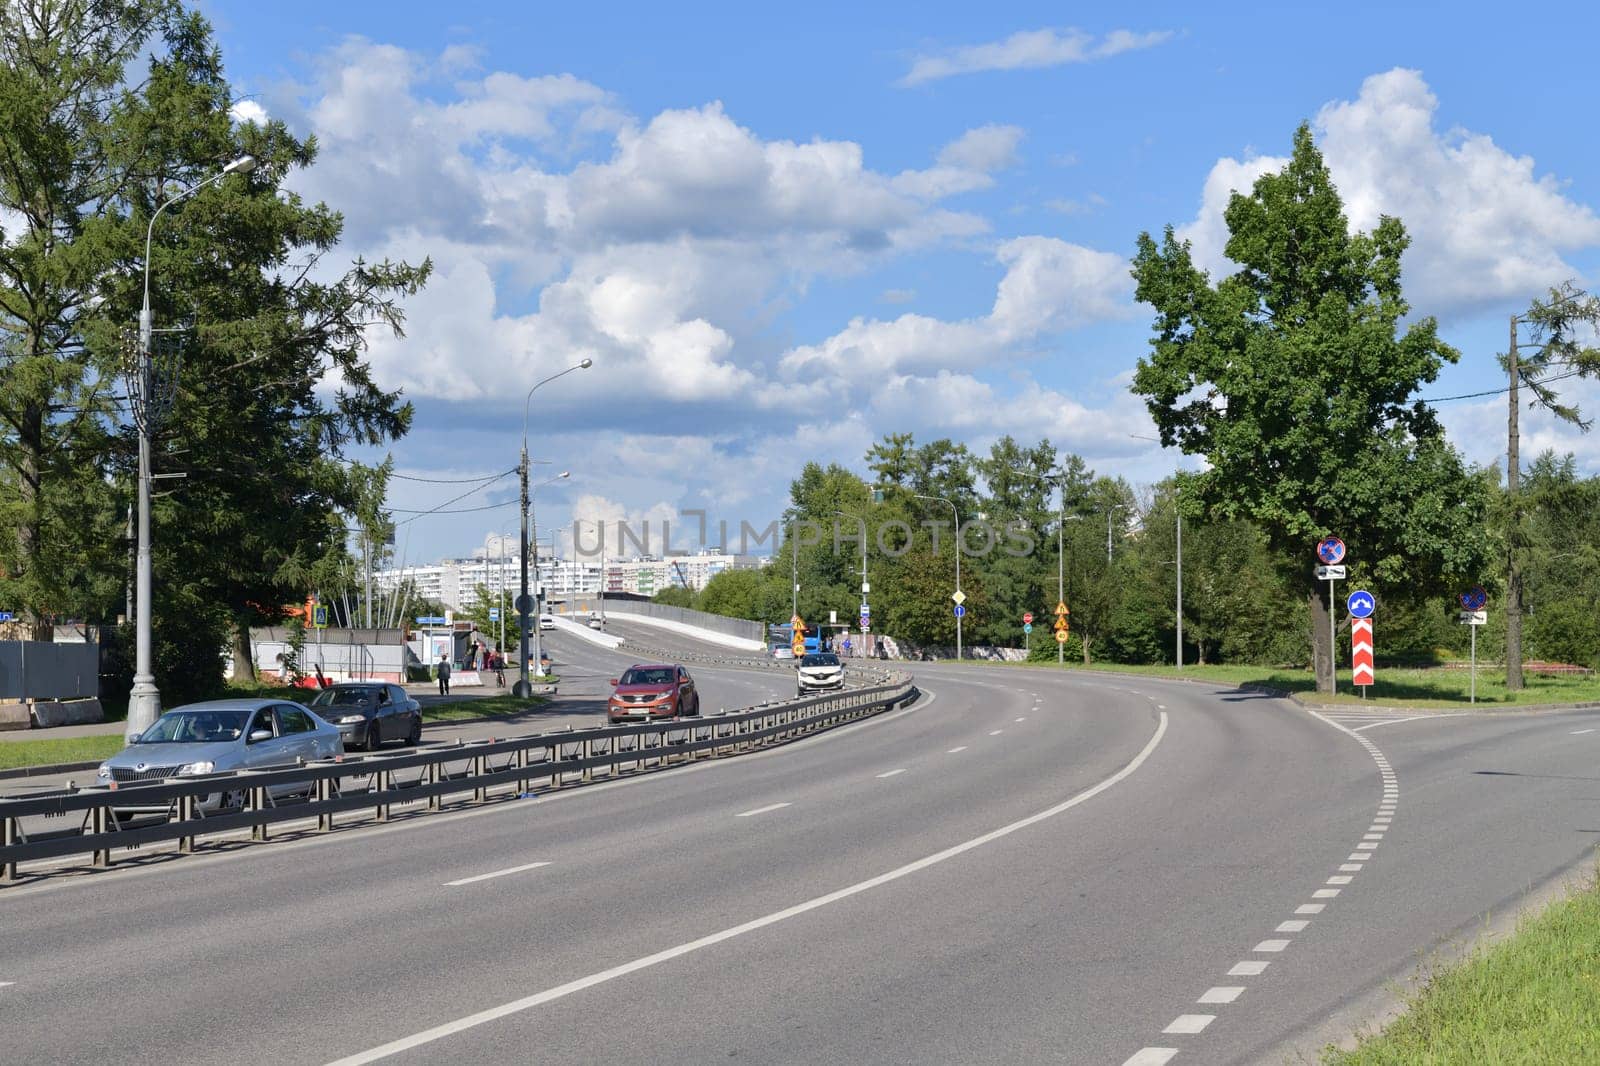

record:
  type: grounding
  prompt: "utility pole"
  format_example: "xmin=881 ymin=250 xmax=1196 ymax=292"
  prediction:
xmin=515 ymin=449 xmax=532 ymax=696
xmin=1175 ymin=484 xmax=1183 ymax=670
xmin=363 ymin=530 xmax=373 ymax=629
xmin=1505 ymin=313 xmax=1524 ymax=691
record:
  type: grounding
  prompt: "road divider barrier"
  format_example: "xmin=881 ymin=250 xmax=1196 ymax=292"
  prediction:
xmin=0 ymin=668 xmax=917 ymax=884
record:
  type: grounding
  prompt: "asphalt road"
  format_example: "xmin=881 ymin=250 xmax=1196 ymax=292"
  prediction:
xmin=3 ymin=651 xmax=1599 ymax=1065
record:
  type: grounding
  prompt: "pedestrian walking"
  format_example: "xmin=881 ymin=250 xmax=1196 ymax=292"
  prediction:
xmin=842 ymin=636 xmax=852 ymax=657
xmin=437 ymin=653 xmax=452 ymax=696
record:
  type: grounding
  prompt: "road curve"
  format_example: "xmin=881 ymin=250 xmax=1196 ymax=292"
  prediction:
xmin=2 ymin=652 xmax=1598 ymax=1065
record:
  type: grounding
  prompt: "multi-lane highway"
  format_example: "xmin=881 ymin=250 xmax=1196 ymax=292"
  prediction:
xmin=3 ymin=636 xmax=1598 ymax=1065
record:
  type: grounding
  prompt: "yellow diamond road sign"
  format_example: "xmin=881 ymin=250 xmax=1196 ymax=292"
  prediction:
xmin=951 ymin=590 xmax=966 ymax=606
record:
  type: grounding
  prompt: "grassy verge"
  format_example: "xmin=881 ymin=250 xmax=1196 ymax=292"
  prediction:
xmin=421 ymin=693 xmax=550 ymax=723
xmin=0 ymin=735 xmax=125 ymax=771
xmin=1324 ymin=873 xmax=1600 ymax=1064
xmin=999 ymin=661 xmax=1600 ymax=709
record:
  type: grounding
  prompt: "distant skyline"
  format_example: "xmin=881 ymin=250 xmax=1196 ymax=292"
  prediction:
xmin=204 ymin=2 xmax=1600 ymax=562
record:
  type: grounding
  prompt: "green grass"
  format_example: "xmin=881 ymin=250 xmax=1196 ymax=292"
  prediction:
xmin=999 ymin=660 xmax=1600 ymax=709
xmin=0 ymin=735 xmax=126 ymax=771
xmin=421 ymin=693 xmax=549 ymax=723
xmin=1324 ymin=873 xmax=1600 ymax=1064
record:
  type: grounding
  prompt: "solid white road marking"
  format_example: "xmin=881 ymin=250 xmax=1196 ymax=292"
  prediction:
xmin=1296 ymin=904 xmax=1325 ymax=915
xmin=325 ymin=713 xmax=1171 ymax=1066
xmin=1254 ymin=939 xmax=1291 ymax=952
xmin=989 ymin=729 xmax=1004 ymax=736
xmin=946 ymin=746 xmax=968 ymax=753
xmin=876 ymin=769 xmax=907 ymax=779
xmin=1164 ymin=1014 xmax=1214 ymax=1034
xmin=1277 ymin=920 xmax=1309 ymax=932
xmin=1228 ymin=960 xmax=1270 ymax=976
xmin=735 ymin=803 xmax=792 ymax=818
xmin=443 ymin=861 xmax=551 ymax=887
xmin=1198 ymin=986 xmax=1243 ymax=1004
xmin=1121 ymin=1049 xmax=1179 ymax=1066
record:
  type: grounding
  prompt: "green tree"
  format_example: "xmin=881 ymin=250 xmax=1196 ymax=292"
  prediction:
xmin=1131 ymin=124 xmax=1486 ymax=691
xmin=698 ymin=568 xmax=764 ymax=620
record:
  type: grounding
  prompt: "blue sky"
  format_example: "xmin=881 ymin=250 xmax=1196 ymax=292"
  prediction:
xmin=203 ymin=2 xmax=1600 ymax=564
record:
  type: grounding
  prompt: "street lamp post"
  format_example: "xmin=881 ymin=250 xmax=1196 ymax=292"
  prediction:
xmin=913 ymin=494 xmax=961 ymax=660
xmin=517 ymin=359 xmax=591 ymax=697
xmin=126 ymin=153 xmax=256 ymax=742
xmin=1131 ymin=433 xmax=1184 ymax=670
xmin=527 ymin=471 xmax=569 ymax=681
xmin=1013 ymin=469 xmax=1083 ymax=664
xmin=834 ymin=510 xmax=870 ymax=648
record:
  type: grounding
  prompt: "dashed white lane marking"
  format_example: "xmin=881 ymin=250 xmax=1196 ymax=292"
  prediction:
xmin=1276 ymin=920 xmax=1309 ymax=933
xmin=327 ymin=714 xmax=1171 ymax=1066
xmin=1014 ymin=717 xmax=1027 ymax=722
xmin=1254 ymin=939 xmax=1291 ymax=952
xmin=1295 ymin=904 xmax=1324 ymax=915
xmin=1163 ymin=1014 xmax=1215 ymax=1034
xmin=0 ymin=981 xmax=13 ymax=988
xmin=947 ymin=746 xmax=968 ymax=753
xmin=876 ymin=769 xmax=906 ymax=779
xmin=1120 ymin=1049 xmax=1178 ymax=1066
xmin=1198 ymin=986 xmax=1243 ymax=1004
xmin=1349 ymin=853 xmax=1371 ymax=861
xmin=1228 ymin=960 xmax=1269 ymax=976
xmin=1340 ymin=864 xmax=1364 ymax=872
xmin=735 ymin=803 xmax=792 ymax=818
xmin=1327 ymin=876 xmax=1353 ymax=885
xmin=1572 ymin=729 xmax=1595 ymax=735
xmin=1313 ymin=888 xmax=1341 ymax=899
xmin=989 ymin=729 xmax=1004 ymax=736
xmin=444 ymin=861 xmax=552 ymax=887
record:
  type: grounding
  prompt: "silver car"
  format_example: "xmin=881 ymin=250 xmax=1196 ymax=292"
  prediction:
xmin=96 ymin=699 xmax=343 ymax=812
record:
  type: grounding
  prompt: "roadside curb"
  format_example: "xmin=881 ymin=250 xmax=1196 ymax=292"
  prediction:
xmin=0 ymin=759 xmax=103 ymax=781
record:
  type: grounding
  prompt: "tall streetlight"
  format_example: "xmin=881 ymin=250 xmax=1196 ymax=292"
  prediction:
xmin=1131 ymin=433 xmax=1184 ymax=670
xmin=914 ymin=494 xmax=962 ymax=660
xmin=126 ymin=153 xmax=257 ymax=741
xmin=572 ymin=518 xmax=608 ymax=624
xmin=834 ymin=510 xmax=870 ymax=647
xmin=527 ymin=471 xmax=570 ymax=682
xmin=517 ymin=358 xmax=591 ymax=696
xmin=1012 ymin=469 xmax=1083 ymax=664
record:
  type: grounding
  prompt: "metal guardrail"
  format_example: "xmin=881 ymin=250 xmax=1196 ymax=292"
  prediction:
xmin=0 ymin=670 xmax=917 ymax=884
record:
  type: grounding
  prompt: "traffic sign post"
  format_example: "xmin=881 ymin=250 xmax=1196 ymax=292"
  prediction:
xmin=953 ymin=604 xmax=966 ymax=618
xmin=1022 ymin=611 xmax=1034 ymax=625
xmin=1458 ymin=589 xmax=1489 ymax=704
xmin=312 ymin=604 xmax=329 ymax=629
xmin=1315 ymin=538 xmax=1347 ymax=696
xmin=1351 ymin=617 xmax=1374 ymax=696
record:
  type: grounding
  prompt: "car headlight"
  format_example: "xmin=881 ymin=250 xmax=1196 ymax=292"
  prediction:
xmin=96 ymin=763 xmax=111 ymax=780
xmin=337 ymin=714 xmax=367 ymax=724
xmin=175 ymin=761 xmax=215 ymax=777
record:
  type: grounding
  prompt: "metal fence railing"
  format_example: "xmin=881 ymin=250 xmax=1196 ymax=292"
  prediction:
xmin=0 ymin=670 xmax=917 ymax=884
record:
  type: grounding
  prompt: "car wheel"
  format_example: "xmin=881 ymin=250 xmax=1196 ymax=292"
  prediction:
xmin=365 ymin=722 xmax=383 ymax=751
xmin=405 ymin=715 xmax=421 ymax=746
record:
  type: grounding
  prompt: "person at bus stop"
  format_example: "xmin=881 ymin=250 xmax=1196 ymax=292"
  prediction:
xmin=842 ymin=636 xmax=852 ymax=657
xmin=437 ymin=653 xmax=452 ymax=696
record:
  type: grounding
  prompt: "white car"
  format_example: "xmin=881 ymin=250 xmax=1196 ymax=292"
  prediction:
xmin=796 ymin=652 xmax=845 ymax=693
xmin=772 ymin=645 xmax=795 ymax=661
xmin=588 ymin=616 xmax=605 ymax=630
xmin=538 ymin=615 xmax=557 ymax=631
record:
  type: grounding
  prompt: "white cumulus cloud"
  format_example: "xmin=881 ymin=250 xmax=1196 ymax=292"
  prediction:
xmin=900 ymin=27 xmax=1173 ymax=87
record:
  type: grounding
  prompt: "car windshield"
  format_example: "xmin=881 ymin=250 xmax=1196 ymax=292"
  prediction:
xmin=802 ymin=654 xmax=840 ymax=667
xmin=136 ymin=710 xmax=251 ymax=744
xmin=310 ymin=688 xmax=376 ymax=707
xmin=620 ymin=668 xmax=675 ymax=686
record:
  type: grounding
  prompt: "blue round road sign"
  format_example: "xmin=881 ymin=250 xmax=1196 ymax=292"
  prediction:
xmin=1460 ymin=586 xmax=1487 ymax=611
xmin=953 ymin=604 xmax=966 ymax=618
xmin=1347 ymin=590 xmax=1375 ymax=619
xmin=1023 ymin=622 xmax=1033 ymax=634
xmin=1316 ymin=536 xmax=1347 ymax=565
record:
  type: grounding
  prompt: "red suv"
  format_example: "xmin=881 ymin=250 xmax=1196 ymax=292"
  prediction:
xmin=607 ymin=664 xmax=701 ymax=723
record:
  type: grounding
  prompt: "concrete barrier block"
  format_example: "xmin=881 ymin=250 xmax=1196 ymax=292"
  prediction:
xmin=29 ymin=698 xmax=105 ymax=727
xmin=0 ymin=703 xmax=30 ymax=731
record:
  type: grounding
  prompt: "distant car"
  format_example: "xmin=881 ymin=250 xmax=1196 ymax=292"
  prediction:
xmin=772 ymin=645 xmax=795 ymax=660
xmin=96 ymin=699 xmax=343 ymax=813
xmin=308 ymin=682 xmax=421 ymax=750
xmin=539 ymin=614 xmax=557 ymax=631
xmin=797 ymin=652 xmax=845 ymax=693
xmin=587 ymin=615 xmax=605 ymax=630
xmin=607 ymin=664 xmax=700 ymax=724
